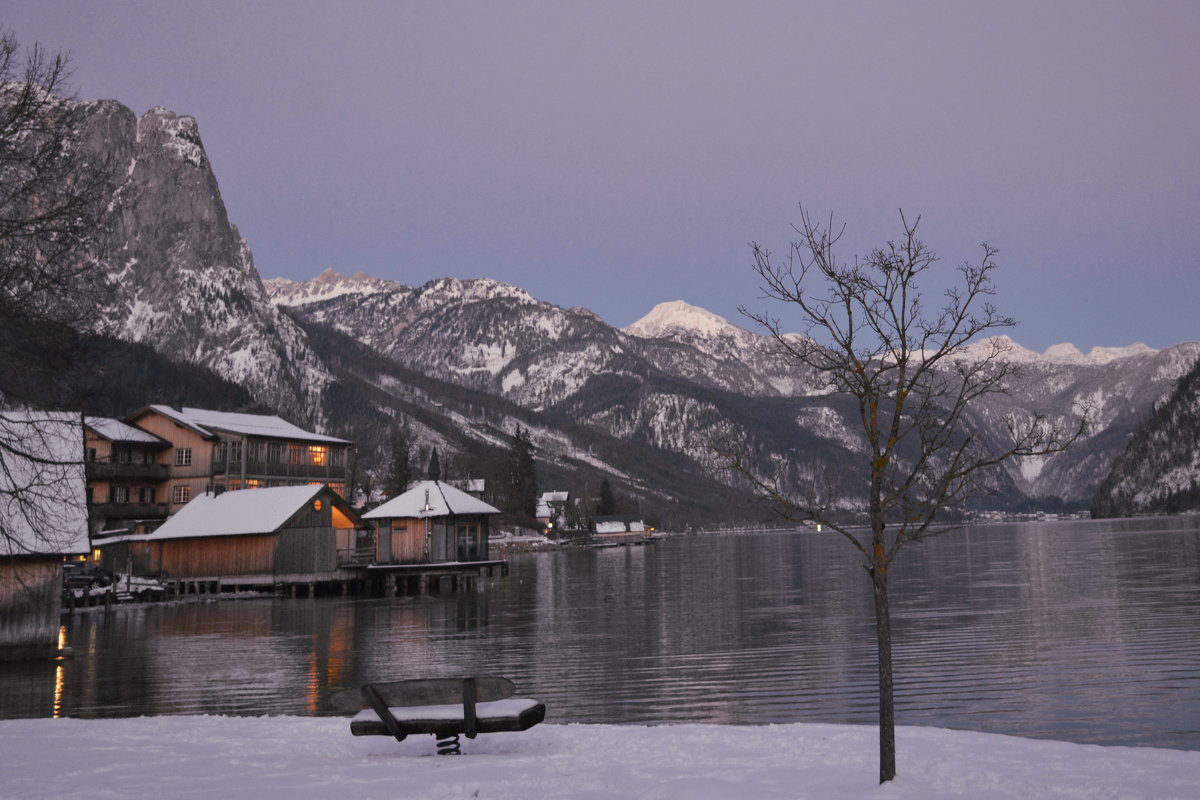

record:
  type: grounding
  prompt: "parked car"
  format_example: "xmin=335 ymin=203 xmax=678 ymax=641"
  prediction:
xmin=62 ymin=562 xmax=117 ymax=590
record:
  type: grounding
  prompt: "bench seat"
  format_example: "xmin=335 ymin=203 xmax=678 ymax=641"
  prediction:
xmin=350 ymin=697 xmax=545 ymax=738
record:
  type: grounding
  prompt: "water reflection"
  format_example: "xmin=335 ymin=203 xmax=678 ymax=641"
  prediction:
xmin=1 ymin=519 xmax=1198 ymax=750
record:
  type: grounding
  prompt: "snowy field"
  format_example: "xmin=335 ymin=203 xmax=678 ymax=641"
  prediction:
xmin=3 ymin=717 xmax=1198 ymax=799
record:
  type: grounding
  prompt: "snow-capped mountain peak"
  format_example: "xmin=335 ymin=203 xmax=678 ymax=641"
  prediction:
xmin=623 ymin=300 xmax=746 ymax=339
xmin=266 ymin=269 xmax=403 ymax=307
xmin=1042 ymin=341 xmax=1158 ymax=365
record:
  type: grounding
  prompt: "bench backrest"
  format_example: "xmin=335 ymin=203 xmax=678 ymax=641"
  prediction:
xmin=365 ymin=677 xmax=515 ymax=707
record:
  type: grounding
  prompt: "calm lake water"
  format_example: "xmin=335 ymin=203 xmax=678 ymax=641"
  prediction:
xmin=3 ymin=518 xmax=1199 ymax=750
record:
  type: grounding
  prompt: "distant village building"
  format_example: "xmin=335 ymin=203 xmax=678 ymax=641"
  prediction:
xmin=99 ymin=484 xmax=365 ymax=593
xmin=364 ymin=480 xmax=500 ymax=565
xmin=0 ymin=411 xmax=90 ymax=660
xmin=122 ymin=405 xmax=352 ymax=512
xmin=593 ymin=514 xmax=647 ymax=534
xmin=536 ymin=491 xmax=570 ymax=532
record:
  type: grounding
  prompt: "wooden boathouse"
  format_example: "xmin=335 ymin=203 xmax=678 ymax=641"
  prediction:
xmin=363 ymin=480 xmax=507 ymax=595
xmin=99 ymin=484 xmax=370 ymax=596
xmin=0 ymin=411 xmax=90 ymax=661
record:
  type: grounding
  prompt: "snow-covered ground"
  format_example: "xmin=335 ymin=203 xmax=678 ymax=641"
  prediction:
xmin=3 ymin=716 xmax=1197 ymax=799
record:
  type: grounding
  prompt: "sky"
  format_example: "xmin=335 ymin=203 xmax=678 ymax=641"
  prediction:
xmin=3 ymin=1 xmax=1198 ymax=352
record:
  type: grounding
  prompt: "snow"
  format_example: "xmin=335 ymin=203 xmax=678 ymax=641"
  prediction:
xmin=2 ymin=716 xmax=1197 ymax=800
xmin=143 ymin=405 xmax=350 ymax=444
xmin=363 ymin=481 xmax=501 ymax=520
xmin=352 ymin=698 xmax=541 ymax=724
xmin=0 ymin=410 xmax=90 ymax=556
xmin=144 ymin=485 xmax=327 ymax=540
xmin=624 ymin=300 xmax=747 ymax=339
xmin=83 ymin=416 xmax=163 ymax=444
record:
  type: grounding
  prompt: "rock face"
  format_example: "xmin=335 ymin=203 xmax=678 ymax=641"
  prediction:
xmin=70 ymin=99 xmax=330 ymax=423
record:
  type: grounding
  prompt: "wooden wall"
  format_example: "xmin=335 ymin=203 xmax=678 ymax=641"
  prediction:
xmin=0 ymin=559 xmax=62 ymax=661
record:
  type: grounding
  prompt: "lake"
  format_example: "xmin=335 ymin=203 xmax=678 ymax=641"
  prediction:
xmin=2 ymin=517 xmax=1199 ymax=750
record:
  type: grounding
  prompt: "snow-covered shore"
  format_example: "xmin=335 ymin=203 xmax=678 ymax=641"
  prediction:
xmin=3 ymin=716 xmax=1197 ymax=799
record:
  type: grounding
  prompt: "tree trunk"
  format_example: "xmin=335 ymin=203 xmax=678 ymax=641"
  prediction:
xmin=872 ymin=565 xmax=896 ymax=783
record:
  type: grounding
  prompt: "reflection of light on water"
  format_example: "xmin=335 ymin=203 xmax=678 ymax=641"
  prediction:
xmin=306 ymin=650 xmax=319 ymax=714
xmin=53 ymin=625 xmax=67 ymax=719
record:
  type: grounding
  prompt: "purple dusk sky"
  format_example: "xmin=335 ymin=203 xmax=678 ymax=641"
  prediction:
xmin=5 ymin=1 xmax=1198 ymax=351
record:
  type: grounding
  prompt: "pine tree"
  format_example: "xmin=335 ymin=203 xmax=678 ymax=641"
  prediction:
xmin=507 ymin=425 xmax=538 ymax=518
xmin=596 ymin=478 xmax=617 ymax=516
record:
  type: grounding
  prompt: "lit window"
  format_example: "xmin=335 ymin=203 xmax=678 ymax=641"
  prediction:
xmin=309 ymin=445 xmax=328 ymax=466
xmin=172 ymin=485 xmax=191 ymax=504
xmin=175 ymin=448 xmax=192 ymax=467
xmin=245 ymin=479 xmax=261 ymax=489
xmin=313 ymin=499 xmax=323 ymax=512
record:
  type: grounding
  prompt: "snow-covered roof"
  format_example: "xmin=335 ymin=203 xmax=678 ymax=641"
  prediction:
xmin=143 ymin=485 xmax=332 ymax=540
xmin=539 ymin=491 xmax=569 ymax=503
xmin=363 ymin=480 xmax=501 ymax=520
xmin=85 ymin=416 xmax=168 ymax=445
xmin=0 ymin=410 xmax=90 ymax=556
xmin=134 ymin=405 xmax=349 ymax=444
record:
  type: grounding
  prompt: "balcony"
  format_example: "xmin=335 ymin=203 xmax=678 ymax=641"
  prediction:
xmin=213 ymin=460 xmax=346 ymax=481
xmin=90 ymin=502 xmax=170 ymax=521
xmin=86 ymin=461 xmax=170 ymax=482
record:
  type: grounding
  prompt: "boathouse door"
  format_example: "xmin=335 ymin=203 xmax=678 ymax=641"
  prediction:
xmin=429 ymin=518 xmax=454 ymax=562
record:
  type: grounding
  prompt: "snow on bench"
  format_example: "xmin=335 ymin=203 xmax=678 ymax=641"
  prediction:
xmin=336 ymin=677 xmax=546 ymax=754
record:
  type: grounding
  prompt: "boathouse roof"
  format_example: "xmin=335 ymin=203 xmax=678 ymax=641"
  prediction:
xmin=363 ymin=480 xmax=500 ymax=520
xmin=143 ymin=484 xmax=358 ymax=540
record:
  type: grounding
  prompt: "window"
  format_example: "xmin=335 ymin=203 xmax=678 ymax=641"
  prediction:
xmin=227 ymin=479 xmax=241 ymax=491
xmin=215 ymin=442 xmax=227 ymax=463
xmin=309 ymin=445 xmax=328 ymax=466
xmin=172 ymin=485 xmax=191 ymax=504
xmin=175 ymin=448 xmax=192 ymax=467
xmin=290 ymin=444 xmax=303 ymax=465
xmin=268 ymin=442 xmax=284 ymax=464
xmin=139 ymin=487 xmax=156 ymax=504
xmin=228 ymin=441 xmax=242 ymax=462
xmin=85 ymin=448 xmax=96 ymax=462
xmin=245 ymin=479 xmax=261 ymax=489
xmin=248 ymin=441 xmax=264 ymax=463
xmin=330 ymin=447 xmax=344 ymax=467
xmin=109 ymin=486 xmax=130 ymax=503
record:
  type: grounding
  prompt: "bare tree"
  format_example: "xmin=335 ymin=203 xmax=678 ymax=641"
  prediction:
xmin=717 ymin=208 xmax=1082 ymax=784
xmin=0 ymin=31 xmax=110 ymax=558
xmin=0 ymin=29 xmax=110 ymax=406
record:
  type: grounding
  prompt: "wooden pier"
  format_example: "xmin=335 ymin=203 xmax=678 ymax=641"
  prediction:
xmin=366 ymin=560 xmax=508 ymax=597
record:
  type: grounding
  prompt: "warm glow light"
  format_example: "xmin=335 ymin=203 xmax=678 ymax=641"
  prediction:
xmin=313 ymin=499 xmax=323 ymax=512
xmin=309 ymin=445 xmax=328 ymax=466
xmin=53 ymin=625 xmax=67 ymax=718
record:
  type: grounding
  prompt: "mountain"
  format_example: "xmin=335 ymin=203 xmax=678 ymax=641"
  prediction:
xmin=1091 ymin=355 xmax=1200 ymax=516
xmin=20 ymin=88 xmax=1200 ymax=523
xmin=267 ymin=271 xmax=1200 ymax=513
xmin=55 ymin=97 xmax=331 ymax=422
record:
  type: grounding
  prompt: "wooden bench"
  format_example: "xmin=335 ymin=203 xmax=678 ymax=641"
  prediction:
xmin=335 ymin=677 xmax=545 ymax=754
